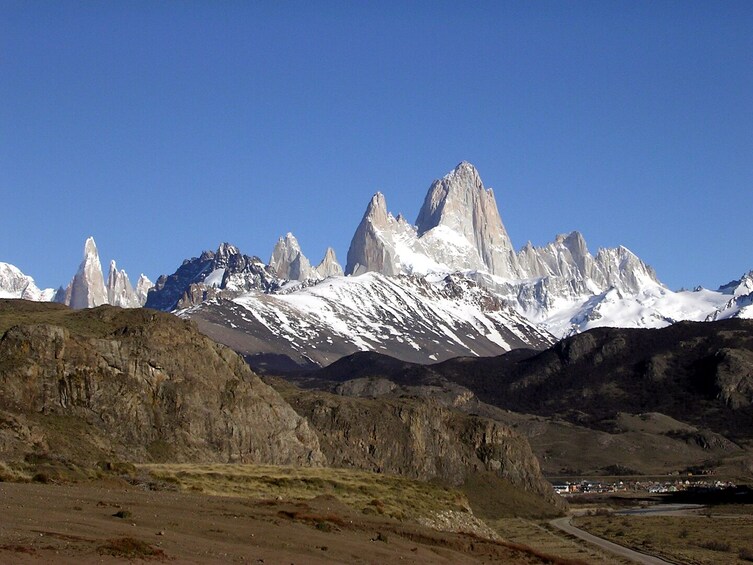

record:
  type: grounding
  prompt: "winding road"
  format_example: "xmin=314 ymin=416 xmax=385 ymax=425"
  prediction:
xmin=549 ymin=511 xmax=682 ymax=565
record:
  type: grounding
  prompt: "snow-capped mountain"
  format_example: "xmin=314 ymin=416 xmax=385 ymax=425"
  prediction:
xmin=346 ymin=163 xmax=520 ymax=278
xmin=344 ymin=161 xmax=666 ymax=336
xmin=181 ymin=271 xmax=554 ymax=369
xmin=0 ymin=263 xmax=56 ymax=301
xmin=10 ymin=161 xmax=745 ymax=369
xmin=59 ymin=237 xmax=152 ymax=309
xmin=145 ymin=242 xmax=282 ymax=312
xmin=0 ymin=238 xmax=151 ymax=309
xmin=145 ymin=161 xmax=752 ymax=366
xmin=706 ymin=272 xmax=753 ymax=321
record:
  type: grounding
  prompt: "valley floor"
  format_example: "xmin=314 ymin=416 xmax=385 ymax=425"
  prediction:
xmin=0 ymin=480 xmax=573 ymax=564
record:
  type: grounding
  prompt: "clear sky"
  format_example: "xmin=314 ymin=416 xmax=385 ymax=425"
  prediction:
xmin=1 ymin=1 xmax=751 ymax=291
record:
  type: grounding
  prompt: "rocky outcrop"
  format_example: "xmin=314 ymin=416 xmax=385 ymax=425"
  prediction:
xmin=269 ymin=233 xmax=316 ymax=281
xmin=315 ymin=247 xmax=344 ymax=278
xmin=146 ymin=243 xmax=281 ymax=311
xmin=282 ymin=388 xmax=560 ymax=506
xmin=0 ymin=302 xmax=324 ymax=466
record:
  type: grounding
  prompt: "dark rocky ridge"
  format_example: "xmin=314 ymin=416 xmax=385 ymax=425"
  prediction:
xmin=146 ymin=243 xmax=280 ymax=312
xmin=295 ymin=319 xmax=753 ymax=477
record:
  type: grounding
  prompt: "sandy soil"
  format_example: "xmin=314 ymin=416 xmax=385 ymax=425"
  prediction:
xmin=0 ymin=480 xmax=551 ymax=564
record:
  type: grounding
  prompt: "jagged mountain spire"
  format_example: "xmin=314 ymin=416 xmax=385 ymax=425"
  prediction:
xmin=270 ymin=233 xmax=316 ymax=281
xmin=316 ymin=247 xmax=344 ymax=278
xmin=60 ymin=237 xmax=151 ymax=309
xmin=67 ymin=236 xmax=108 ymax=309
xmin=346 ymin=192 xmax=402 ymax=276
xmin=415 ymin=161 xmax=520 ymax=278
xmin=346 ymin=163 xmax=520 ymax=277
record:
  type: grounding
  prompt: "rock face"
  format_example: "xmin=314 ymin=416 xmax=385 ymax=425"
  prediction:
xmin=0 ymin=263 xmax=55 ymax=301
xmin=416 ymin=161 xmax=519 ymax=278
xmin=269 ymin=233 xmax=316 ymax=281
xmin=65 ymin=237 xmax=109 ymax=309
xmin=58 ymin=238 xmax=151 ymax=310
xmin=282 ymin=388 xmax=560 ymax=506
xmin=315 ymin=247 xmax=344 ymax=278
xmin=0 ymin=301 xmax=324 ymax=466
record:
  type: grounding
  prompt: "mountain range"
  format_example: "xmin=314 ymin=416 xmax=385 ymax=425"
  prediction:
xmin=2 ymin=162 xmax=751 ymax=368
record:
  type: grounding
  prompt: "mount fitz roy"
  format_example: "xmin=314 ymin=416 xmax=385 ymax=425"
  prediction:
xmin=2 ymin=162 xmax=752 ymax=368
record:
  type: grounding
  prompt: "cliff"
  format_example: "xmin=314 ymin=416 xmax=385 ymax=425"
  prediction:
xmin=0 ymin=300 xmax=324 ymax=466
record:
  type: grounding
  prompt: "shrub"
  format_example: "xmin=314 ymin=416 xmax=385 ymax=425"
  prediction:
xmin=699 ymin=540 xmax=731 ymax=552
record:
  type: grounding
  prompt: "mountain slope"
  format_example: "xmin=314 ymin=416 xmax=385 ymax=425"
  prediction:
xmin=0 ymin=299 xmax=562 ymax=517
xmin=309 ymin=319 xmax=753 ymax=439
xmin=296 ymin=319 xmax=753 ymax=476
xmin=181 ymin=272 xmax=554 ymax=371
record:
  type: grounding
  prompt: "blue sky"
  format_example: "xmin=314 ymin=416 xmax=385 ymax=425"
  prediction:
xmin=1 ymin=1 xmax=751 ymax=291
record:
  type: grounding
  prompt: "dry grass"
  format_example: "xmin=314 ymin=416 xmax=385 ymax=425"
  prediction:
xmin=574 ymin=511 xmax=753 ymax=565
xmin=489 ymin=517 xmax=630 ymax=565
xmin=139 ymin=463 xmax=470 ymax=522
xmin=0 ymin=461 xmax=31 ymax=483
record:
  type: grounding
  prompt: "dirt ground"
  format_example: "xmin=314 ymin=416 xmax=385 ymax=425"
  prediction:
xmin=0 ymin=480 xmax=558 ymax=564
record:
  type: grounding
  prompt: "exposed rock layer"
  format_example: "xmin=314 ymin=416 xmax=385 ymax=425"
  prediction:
xmin=0 ymin=301 xmax=324 ymax=466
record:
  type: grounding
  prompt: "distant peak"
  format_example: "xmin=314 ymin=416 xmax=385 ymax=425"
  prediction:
xmin=84 ymin=236 xmax=99 ymax=257
xmin=363 ymin=192 xmax=390 ymax=226
xmin=216 ymin=242 xmax=240 ymax=255
xmin=368 ymin=192 xmax=386 ymax=210
xmin=439 ymin=161 xmax=484 ymax=185
xmin=279 ymin=232 xmax=301 ymax=249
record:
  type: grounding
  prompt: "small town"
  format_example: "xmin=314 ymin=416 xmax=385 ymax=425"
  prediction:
xmin=552 ymin=477 xmax=738 ymax=496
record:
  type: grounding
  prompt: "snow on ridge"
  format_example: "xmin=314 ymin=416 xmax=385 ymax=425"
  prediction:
xmin=225 ymin=271 xmax=549 ymax=360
